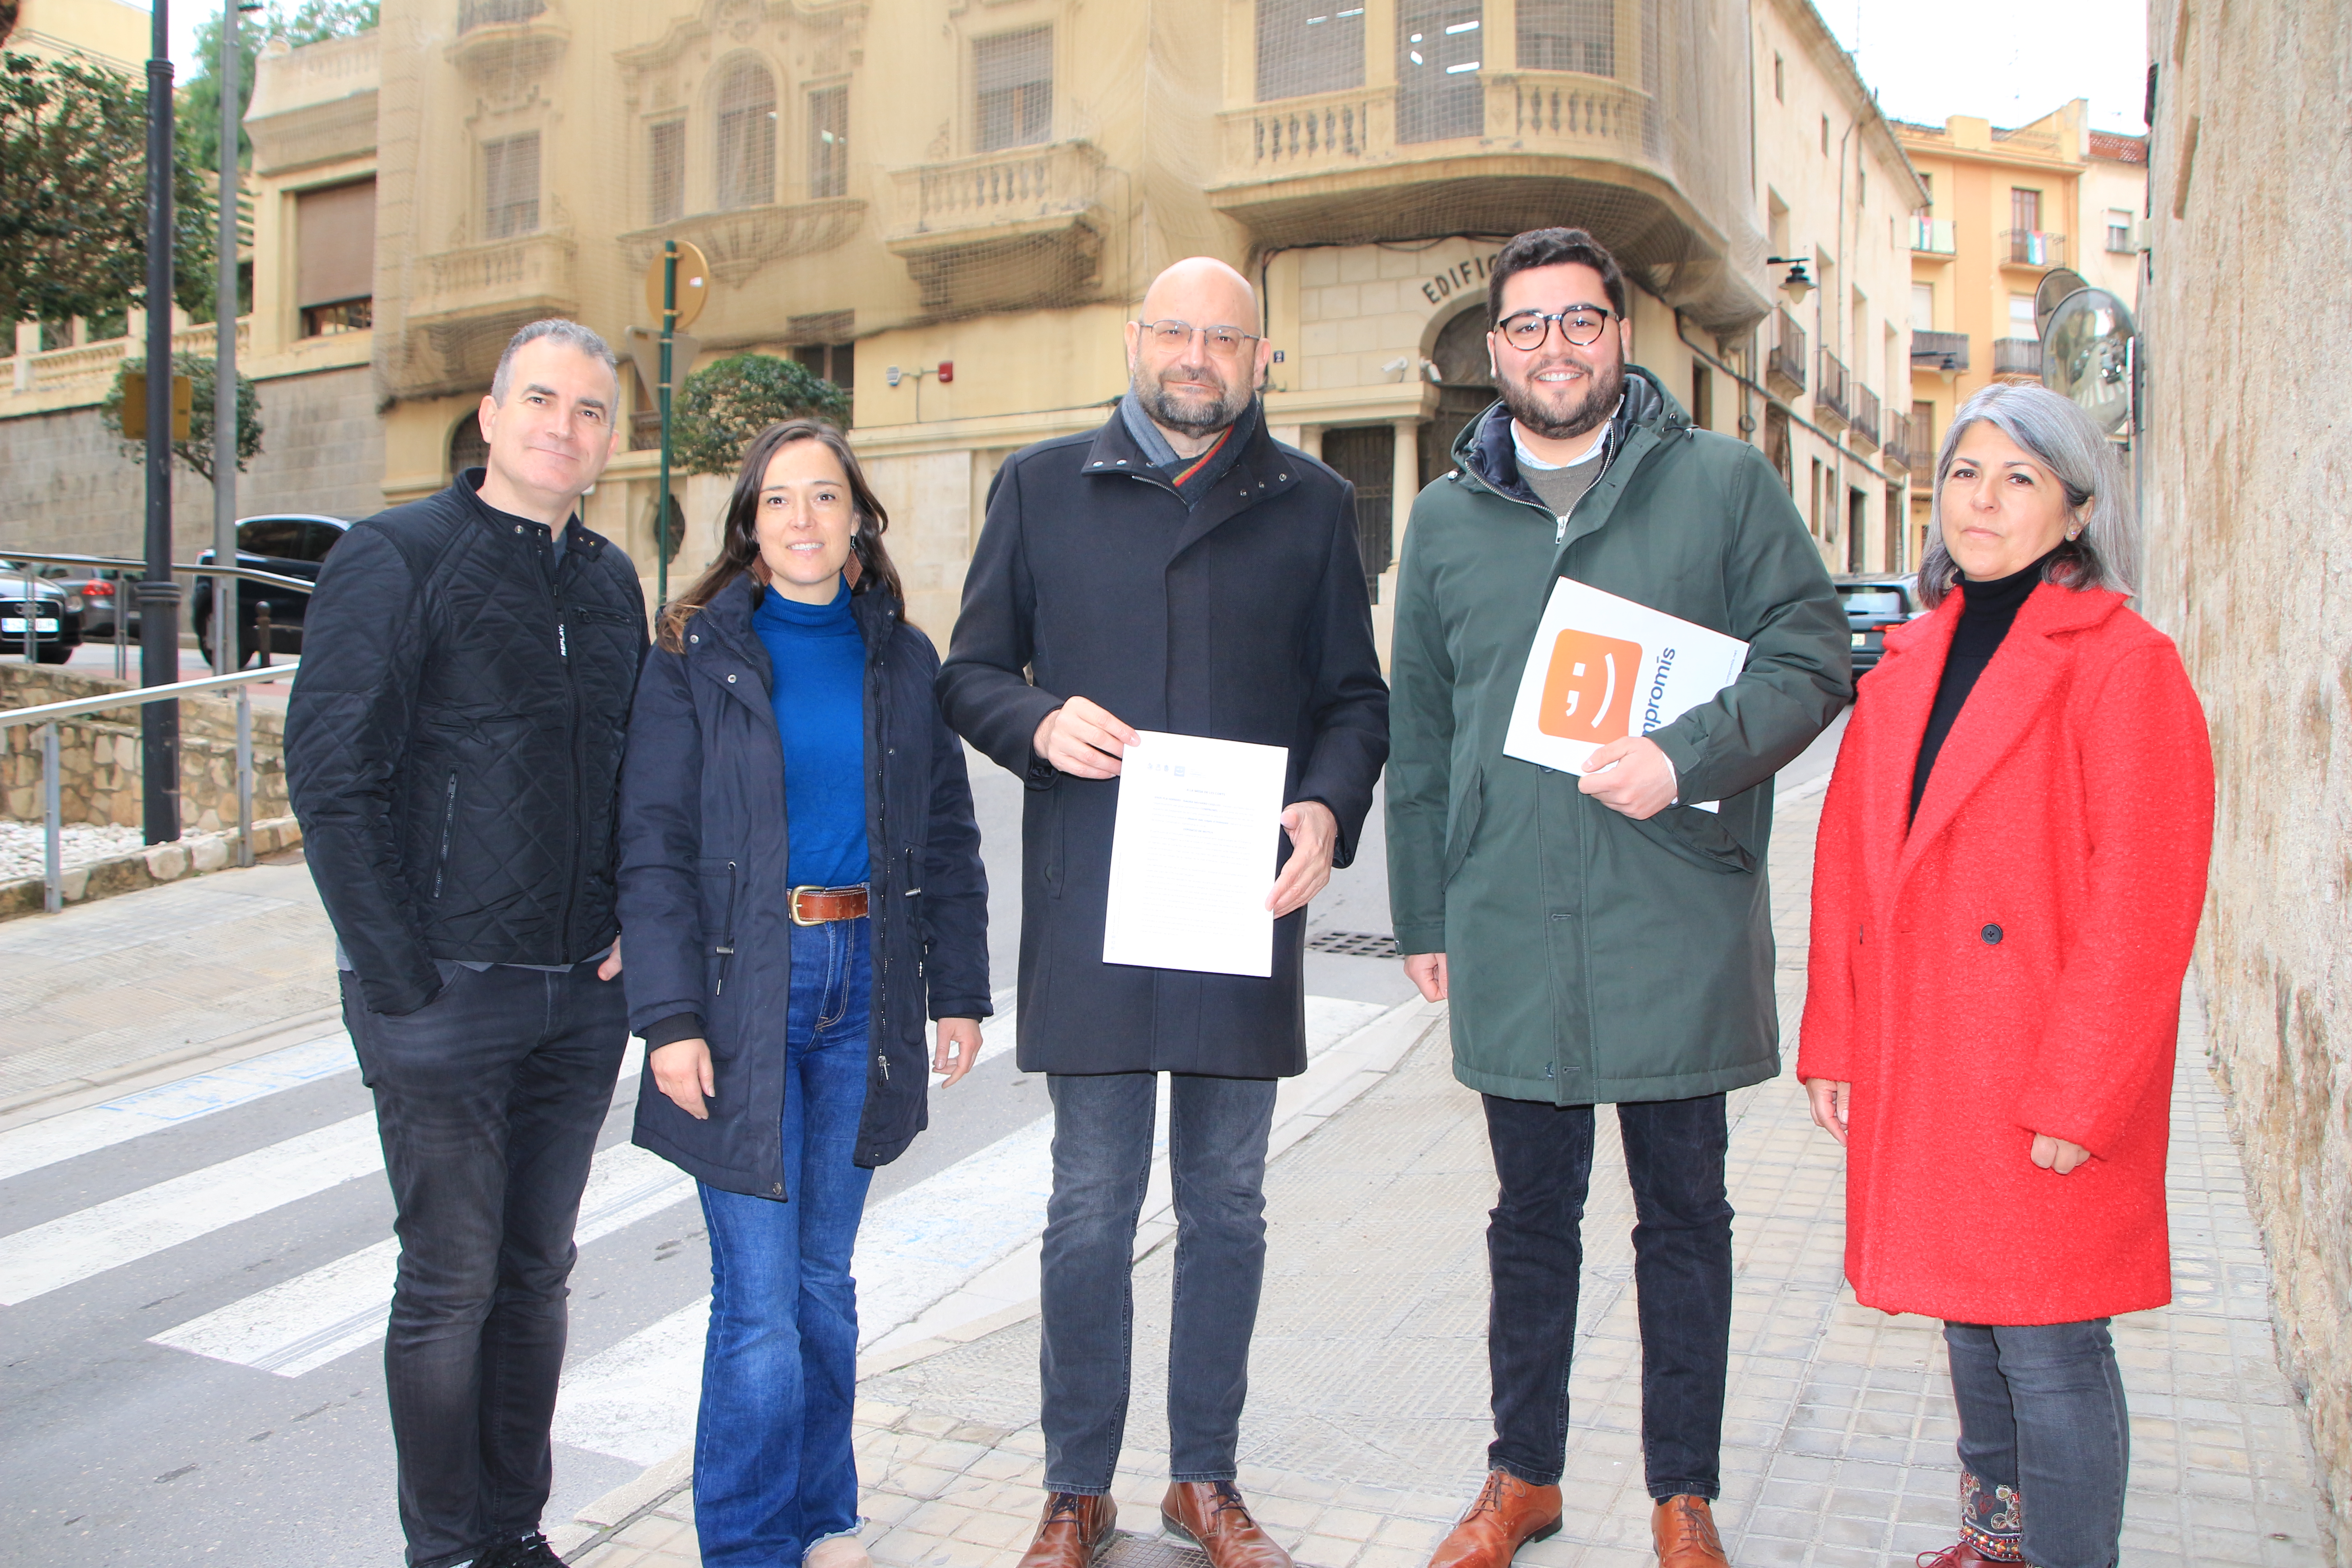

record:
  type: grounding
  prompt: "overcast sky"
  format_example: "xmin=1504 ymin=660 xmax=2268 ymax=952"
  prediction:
xmin=1818 ymin=0 xmax=2150 ymax=134
xmin=150 ymin=0 xmax=2150 ymax=135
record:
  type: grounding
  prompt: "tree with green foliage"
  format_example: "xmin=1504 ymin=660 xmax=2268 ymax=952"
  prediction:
xmin=100 ymin=353 xmax=264 ymax=483
xmin=0 ymin=51 xmax=215 ymax=331
xmin=674 ymin=353 xmax=853 ymax=476
xmin=181 ymin=0 xmax=378 ymax=177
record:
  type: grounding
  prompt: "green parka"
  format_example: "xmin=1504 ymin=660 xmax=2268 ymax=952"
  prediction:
xmin=1386 ymin=369 xmax=1852 ymax=1105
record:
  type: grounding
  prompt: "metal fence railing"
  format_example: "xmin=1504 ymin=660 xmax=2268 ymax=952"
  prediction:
xmin=0 ymin=549 xmax=316 ymax=679
xmin=1 ymin=662 xmax=299 ymax=913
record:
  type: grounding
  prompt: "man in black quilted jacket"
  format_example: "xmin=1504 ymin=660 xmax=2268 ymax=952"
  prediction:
xmin=286 ymin=319 xmax=645 ymax=1568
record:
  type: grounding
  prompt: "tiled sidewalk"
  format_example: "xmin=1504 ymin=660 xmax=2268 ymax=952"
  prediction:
xmin=569 ymin=785 xmax=2336 ymax=1568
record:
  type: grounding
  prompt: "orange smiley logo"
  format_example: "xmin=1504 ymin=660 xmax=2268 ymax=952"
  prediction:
xmin=1537 ymin=628 xmax=1642 ymax=743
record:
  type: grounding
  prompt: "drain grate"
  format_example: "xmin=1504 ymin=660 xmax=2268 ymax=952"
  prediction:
xmin=1306 ymin=929 xmax=1400 ymax=959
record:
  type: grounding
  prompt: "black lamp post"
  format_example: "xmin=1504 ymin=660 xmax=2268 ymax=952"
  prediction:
xmin=140 ymin=0 xmax=180 ymax=844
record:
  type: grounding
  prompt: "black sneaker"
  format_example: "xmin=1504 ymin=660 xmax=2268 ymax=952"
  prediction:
xmin=480 ymin=1533 xmax=568 ymax=1568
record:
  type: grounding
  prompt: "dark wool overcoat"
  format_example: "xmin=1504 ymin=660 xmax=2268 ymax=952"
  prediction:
xmin=1798 ymin=584 xmax=2214 ymax=1324
xmin=936 ymin=401 xmax=1388 ymax=1078
xmin=617 ymin=575 xmax=990 ymax=1196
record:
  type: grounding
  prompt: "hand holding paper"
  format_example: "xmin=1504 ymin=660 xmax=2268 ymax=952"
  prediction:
xmin=1504 ymin=578 xmax=1749 ymax=813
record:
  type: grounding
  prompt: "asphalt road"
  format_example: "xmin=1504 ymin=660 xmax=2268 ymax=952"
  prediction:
xmin=0 ymin=720 xmax=1840 ymax=1568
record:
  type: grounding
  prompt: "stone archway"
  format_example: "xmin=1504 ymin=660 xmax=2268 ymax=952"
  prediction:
xmin=1419 ymin=301 xmax=1496 ymax=487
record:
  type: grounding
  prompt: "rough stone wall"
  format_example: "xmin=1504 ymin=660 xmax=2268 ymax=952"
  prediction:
xmin=0 ymin=666 xmax=289 ymax=833
xmin=0 ymin=365 xmax=386 ymax=564
xmin=2141 ymin=1 xmax=2352 ymax=1554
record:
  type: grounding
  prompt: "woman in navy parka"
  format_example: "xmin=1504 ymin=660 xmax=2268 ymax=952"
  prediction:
xmin=616 ymin=418 xmax=990 ymax=1568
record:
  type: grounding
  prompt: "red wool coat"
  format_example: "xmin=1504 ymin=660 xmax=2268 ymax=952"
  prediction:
xmin=1797 ymin=583 xmax=2213 ymax=1326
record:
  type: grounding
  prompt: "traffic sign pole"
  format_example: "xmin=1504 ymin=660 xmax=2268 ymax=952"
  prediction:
xmin=658 ymin=240 xmax=676 ymax=612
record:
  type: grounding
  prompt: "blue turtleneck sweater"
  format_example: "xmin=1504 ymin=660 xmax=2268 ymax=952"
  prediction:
xmin=752 ymin=577 xmax=869 ymax=887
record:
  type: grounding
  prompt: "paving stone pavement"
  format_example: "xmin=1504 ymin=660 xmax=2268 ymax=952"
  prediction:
xmin=567 ymin=785 xmax=2338 ymax=1568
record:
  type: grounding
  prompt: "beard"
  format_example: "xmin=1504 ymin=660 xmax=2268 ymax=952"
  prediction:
xmin=1133 ymin=359 xmax=1254 ymax=439
xmin=1497 ymin=352 xmax=1625 ymax=442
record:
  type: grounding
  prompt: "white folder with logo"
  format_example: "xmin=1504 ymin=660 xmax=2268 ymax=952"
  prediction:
xmin=1502 ymin=577 xmax=1749 ymax=812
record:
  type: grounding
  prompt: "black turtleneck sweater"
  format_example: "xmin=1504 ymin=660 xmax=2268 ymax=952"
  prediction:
xmin=1910 ymin=550 xmax=2063 ymax=822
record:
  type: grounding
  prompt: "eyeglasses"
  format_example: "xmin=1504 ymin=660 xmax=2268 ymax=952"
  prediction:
xmin=1134 ymin=319 xmax=1261 ymax=359
xmin=1494 ymin=306 xmax=1617 ymax=351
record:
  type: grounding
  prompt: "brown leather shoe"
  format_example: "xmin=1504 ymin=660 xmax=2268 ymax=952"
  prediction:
xmin=1426 ymin=1470 xmax=1563 ymax=1568
xmin=1161 ymin=1481 xmax=1293 ymax=1568
xmin=1018 ymin=1492 xmax=1118 ymax=1568
xmin=1650 ymin=1495 xmax=1728 ymax=1566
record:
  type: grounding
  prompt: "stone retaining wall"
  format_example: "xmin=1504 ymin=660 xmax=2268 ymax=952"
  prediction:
xmin=0 ymin=815 xmax=303 ymax=920
xmin=0 ymin=666 xmax=289 ymax=832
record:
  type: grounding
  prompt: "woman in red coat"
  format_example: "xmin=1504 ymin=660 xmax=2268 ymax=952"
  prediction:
xmin=1798 ymin=383 xmax=2213 ymax=1568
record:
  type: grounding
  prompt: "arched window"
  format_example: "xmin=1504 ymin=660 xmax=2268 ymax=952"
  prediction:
xmin=449 ymin=413 xmax=489 ymax=480
xmin=713 ymin=58 xmax=777 ymax=210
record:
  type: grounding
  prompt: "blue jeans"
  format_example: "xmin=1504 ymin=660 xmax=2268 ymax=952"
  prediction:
xmin=693 ymin=919 xmax=874 ymax=1568
xmin=1945 ymin=1318 xmax=2129 ymax=1568
xmin=1481 ymin=1092 xmax=1733 ymax=1502
xmin=1038 ymin=1071 xmax=1278 ymax=1493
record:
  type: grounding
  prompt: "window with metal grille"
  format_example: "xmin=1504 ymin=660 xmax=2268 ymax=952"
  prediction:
xmin=649 ymin=119 xmax=685 ymax=224
xmin=1517 ymin=0 xmax=1612 ymax=75
xmin=808 ymin=85 xmax=848 ymax=198
xmin=1256 ymin=0 xmax=1366 ymax=102
xmin=1320 ymin=425 xmax=1395 ymax=601
xmin=483 ymin=133 xmax=540 ymax=239
xmin=976 ymin=27 xmax=1053 ymax=152
xmin=715 ymin=58 xmax=777 ymax=209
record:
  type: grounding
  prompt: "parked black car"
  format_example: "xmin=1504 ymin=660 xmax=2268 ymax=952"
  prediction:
xmin=1833 ymin=573 xmax=1922 ymax=675
xmin=0 ymin=564 xmax=85 ymax=664
xmin=192 ymin=514 xmax=350 ymax=667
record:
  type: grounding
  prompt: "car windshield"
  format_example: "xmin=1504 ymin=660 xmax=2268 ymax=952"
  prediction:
xmin=1840 ymin=588 xmax=1906 ymax=617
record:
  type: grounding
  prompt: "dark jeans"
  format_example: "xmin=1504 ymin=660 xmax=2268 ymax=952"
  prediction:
xmin=341 ymin=961 xmax=628 ymax=1568
xmin=694 ymin=919 xmax=874 ymax=1568
xmin=1482 ymin=1092 xmax=1732 ymax=1502
xmin=1945 ymin=1318 xmax=2129 ymax=1568
xmin=1039 ymin=1071 xmax=1278 ymax=1493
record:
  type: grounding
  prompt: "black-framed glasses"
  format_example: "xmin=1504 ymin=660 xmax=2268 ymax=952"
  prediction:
xmin=1495 ymin=305 xmax=1616 ymax=351
xmin=1135 ymin=319 xmax=1261 ymax=359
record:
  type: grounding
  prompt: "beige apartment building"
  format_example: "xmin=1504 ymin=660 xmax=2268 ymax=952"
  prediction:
xmin=1 ymin=0 xmax=1920 ymax=644
xmin=1895 ymin=99 xmax=2146 ymax=553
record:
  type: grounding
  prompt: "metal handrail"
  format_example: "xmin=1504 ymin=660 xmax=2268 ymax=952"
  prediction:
xmin=0 ymin=550 xmax=317 ymax=595
xmin=5 ymin=661 xmax=300 ymax=913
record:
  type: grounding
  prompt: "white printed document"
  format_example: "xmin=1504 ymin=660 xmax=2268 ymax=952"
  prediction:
xmin=1102 ymin=730 xmax=1290 ymax=978
xmin=1503 ymin=578 xmax=1749 ymax=812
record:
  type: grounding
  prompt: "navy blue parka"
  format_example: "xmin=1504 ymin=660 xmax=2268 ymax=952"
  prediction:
xmin=617 ymin=572 xmax=990 ymax=1198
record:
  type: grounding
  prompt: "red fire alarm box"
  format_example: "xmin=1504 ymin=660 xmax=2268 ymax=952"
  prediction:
xmin=936 ymin=360 xmax=954 ymax=384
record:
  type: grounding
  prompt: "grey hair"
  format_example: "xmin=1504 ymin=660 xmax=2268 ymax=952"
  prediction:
xmin=1917 ymin=382 xmax=2136 ymax=608
xmin=490 ymin=319 xmax=619 ymax=403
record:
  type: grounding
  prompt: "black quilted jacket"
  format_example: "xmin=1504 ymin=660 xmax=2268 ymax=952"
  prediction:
xmin=286 ymin=471 xmax=646 ymax=1015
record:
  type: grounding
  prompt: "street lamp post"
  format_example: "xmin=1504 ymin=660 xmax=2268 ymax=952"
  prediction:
xmin=141 ymin=0 xmax=180 ymax=844
xmin=213 ymin=2 xmax=243 ymax=678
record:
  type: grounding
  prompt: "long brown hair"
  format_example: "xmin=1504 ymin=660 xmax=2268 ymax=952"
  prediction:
xmin=656 ymin=418 xmax=906 ymax=652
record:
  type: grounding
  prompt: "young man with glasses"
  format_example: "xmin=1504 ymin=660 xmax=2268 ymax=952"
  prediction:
xmin=939 ymin=256 xmax=1387 ymax=1568
xmin=1385 ymin=229 xmax=1851 ymax=1568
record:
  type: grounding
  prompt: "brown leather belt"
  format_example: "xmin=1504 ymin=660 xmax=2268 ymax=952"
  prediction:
xmin=789 ymin=884 xmax=870 ymax=925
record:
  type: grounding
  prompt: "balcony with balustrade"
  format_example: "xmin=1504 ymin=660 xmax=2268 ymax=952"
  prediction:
xmin=1816 ymin=350 xmax=1850 ymax=431
xmin=1992 ymin=336 xmax=2044 ymax=380
xmin=449 ymin=0 xmax=564 ymax=80
xmin=1911 ymin=329 xmax=1970 ymax=375
xmin=1910 ymin=215 xmax=1955 ymax=255
xmin=1999 ymin=229 xmax=2067 ymax=270
xmin=1882 ymin=407 xmax=1915 ymax=474
xmin=1849 ymin=383 xmax=1880 ymax=451
xmin=393 ymin=232 xmax=578 ymax=397
xmin=881 ymin=141 xmax=1111 ymax=314
xmin=1766 ymin=307 xmax=1806 ymax=399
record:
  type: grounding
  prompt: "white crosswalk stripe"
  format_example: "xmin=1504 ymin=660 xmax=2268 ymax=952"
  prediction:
xmin=151 ymin=1141 xmax=696 ymax=1377
xmin=0 ymin=1033 xmax=354 ymax=1184
xmin=0 ymin=1112 xmax=383 ymax=1305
